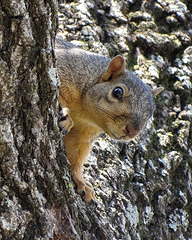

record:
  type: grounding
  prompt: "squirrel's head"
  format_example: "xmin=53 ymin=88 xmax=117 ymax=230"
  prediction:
xmin=84 ymin=56 xmax=164 ymax=141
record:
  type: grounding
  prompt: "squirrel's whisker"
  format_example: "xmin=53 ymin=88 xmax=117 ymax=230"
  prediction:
xmin=95 ymin=105 xmax=117 ymax=121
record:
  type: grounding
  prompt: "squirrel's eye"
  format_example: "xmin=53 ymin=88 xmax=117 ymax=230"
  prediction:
xmin=112 ymin=87 xmax=124 ymax=100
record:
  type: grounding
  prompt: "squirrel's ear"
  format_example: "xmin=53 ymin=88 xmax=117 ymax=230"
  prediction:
xmin=152 ymin=87 xmax=164 ymax=97
xmin=101 ymin=56 xmax=125 ymax=82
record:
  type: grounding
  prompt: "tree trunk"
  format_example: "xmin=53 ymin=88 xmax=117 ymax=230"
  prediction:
xmin=1 ymin=0 xmax=192 ymax=240
xmin=0 ymin=1 xmax=79 ymax=239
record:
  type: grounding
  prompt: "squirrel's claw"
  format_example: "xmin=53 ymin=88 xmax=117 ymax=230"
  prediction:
xmin=80 ymin=189 xmax=86 ymax=198
xmin=60 ymin=127 xmax=69 ymax=136
xmin=83 ymin=184 xmax=97 ymax=204
xmin=79 ymin=186 xmax=97 ymax=205
xmin=59 ymin=105 xmax=74 ymax=135
xmin=90 ymin=199 xmax=98 ymax=207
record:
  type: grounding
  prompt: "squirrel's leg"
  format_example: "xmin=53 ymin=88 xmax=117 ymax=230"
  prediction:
xmin=72 ymin=164 xmax=96 ymax=203
xmin=64 ymin=127 xmax=97 ymax=203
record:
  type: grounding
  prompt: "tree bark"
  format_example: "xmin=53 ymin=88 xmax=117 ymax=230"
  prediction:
xmin=1 ymin=0 xmax=192 ymax=240
xmin=0 ymin=1 xmax=79 ymax=239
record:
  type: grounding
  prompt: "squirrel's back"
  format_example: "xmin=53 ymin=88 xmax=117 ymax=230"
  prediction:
xmin=56 ymin=35 xmax=110 ymax=90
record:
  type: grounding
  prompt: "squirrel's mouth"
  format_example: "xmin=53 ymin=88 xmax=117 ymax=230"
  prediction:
xmin=107 ymin=127 xmax=140 ymax=141
xmin=107 ymin=129 xmax=131 ymax=141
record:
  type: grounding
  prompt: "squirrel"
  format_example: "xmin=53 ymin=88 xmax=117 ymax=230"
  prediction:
xmin=55 ymin=34 xmax=164 ymax=203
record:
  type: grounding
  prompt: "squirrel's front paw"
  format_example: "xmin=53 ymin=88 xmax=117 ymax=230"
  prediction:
xmin=73 ymin=174 xmax=97 ymax=204
xmin=59 ymin=105 xmax=74 ymax=135
xmin=78 ymin=181 xmax=97 ymax=204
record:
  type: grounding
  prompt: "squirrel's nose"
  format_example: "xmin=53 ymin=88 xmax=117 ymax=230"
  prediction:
xmin=123 ymin=125 xmax=139 ymax=139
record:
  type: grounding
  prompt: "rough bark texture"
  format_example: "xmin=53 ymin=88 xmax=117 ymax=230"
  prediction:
xmin=0 ymin=1 xmax=77 ymax=239
xmin=0 ymin=0 xmax=192 ymax=239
